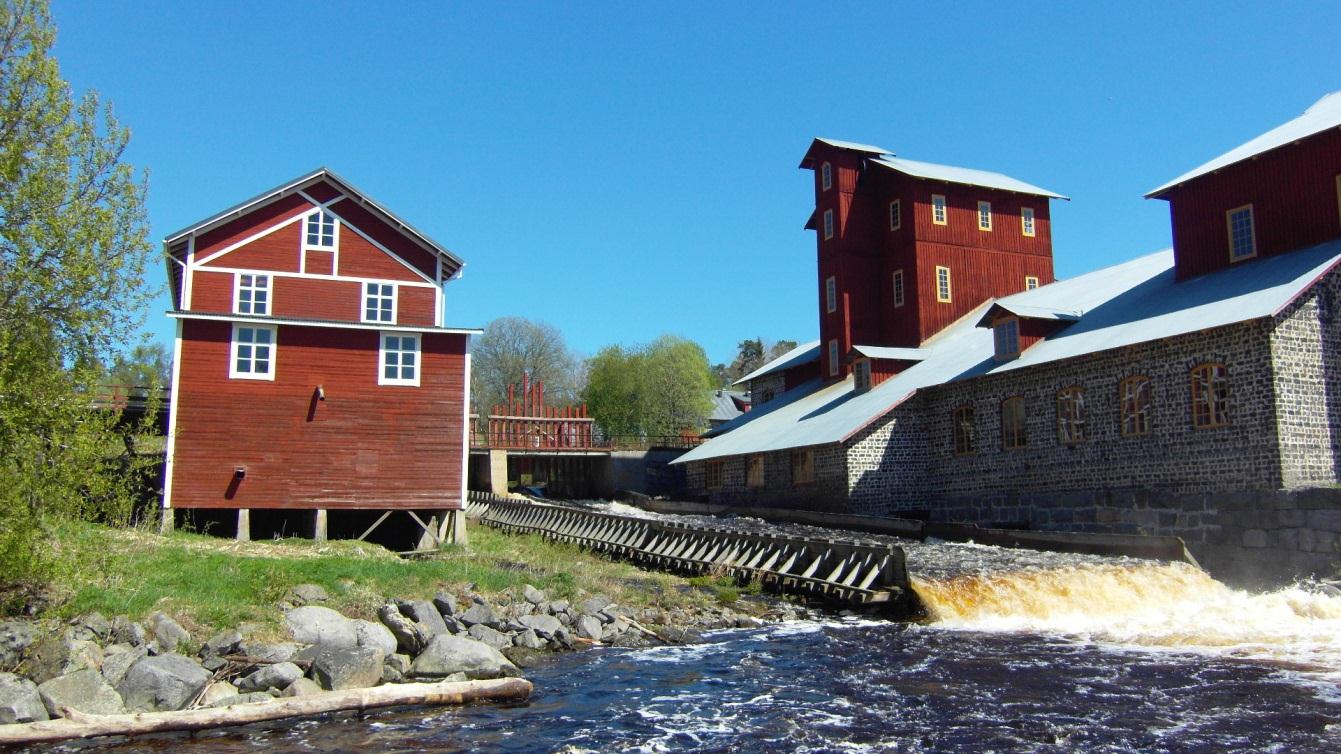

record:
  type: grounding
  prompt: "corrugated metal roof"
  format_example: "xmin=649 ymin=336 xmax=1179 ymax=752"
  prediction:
xmin=732 ymin=340 xmax=821 ymax=386
xmin=974 ymin=302 xmax=1083 ymax=327
xmin=675 ymin=239 xmax=1341 ymax=465
xmin=813 ymin=137 xmax=891 ymax=154
xmin=870 ymin=156 xmax=1068 ymax=200
xmin=852 ymin=345 xmax=929 ymax=361
xmin=709 ymin=390 xmax=748 ymax=423
xmin=1147 ymin=91 xmax=1341 ymax=198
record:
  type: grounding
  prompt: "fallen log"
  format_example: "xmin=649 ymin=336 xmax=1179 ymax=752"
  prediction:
xmin=0 ymin=676 xmax=533 ymax=746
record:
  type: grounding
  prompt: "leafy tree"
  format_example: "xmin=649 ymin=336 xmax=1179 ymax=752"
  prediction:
xmin=0 ymin=0 xmax=154 ymax=597
xmin=471 ymin=316 xmax=581 ymax=414
xmin=103 ymin=343 xmax=171 ymax=400
xmin=767 ymin=339 xmax=799 ymax=361
xmin=582 ymin=335 xmax=713 ymax=440
xmin=730 ymin=338 xmax=765 ymax=381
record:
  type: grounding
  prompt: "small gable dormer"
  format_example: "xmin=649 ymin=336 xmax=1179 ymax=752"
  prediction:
xmin=976 ymin=302 xmax=1080 ymax=362
xmin=849 ymin=345 xmax=928 ymax=392
xmin=1147 ymin=92 xmax=1341 ymax=281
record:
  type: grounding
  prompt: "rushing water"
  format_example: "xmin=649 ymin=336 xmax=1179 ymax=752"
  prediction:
xmin=43 ymin=561 xmax=1341 ymax=754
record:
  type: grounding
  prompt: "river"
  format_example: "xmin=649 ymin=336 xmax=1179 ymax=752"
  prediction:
xmin=44 ymin=559 xmax=1341 ymax=753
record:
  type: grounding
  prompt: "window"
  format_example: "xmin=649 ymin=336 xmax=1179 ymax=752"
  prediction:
xmin=1002 ymin=396 xmax=1026 ymax=450
xmin=978 ymin=201 xmax=992 ymax=231
xmin=1336 ymin=174 xmax=1341 ymax=230
xmin=993 ymin=317 xmax=1020 ymax=360
xmin=706 ymin=461 xmax=724 ymax=490
xmin=1021 ymin=207 xmax=1036 ymax=237
xmin=821 ymin=162 xmax=832 ymax=191
xmin=235 ymin=273 xmax=270 ymax=315
xmin=1226 ymin=205 xmax=1256 ymax=261
xmin=1120 ymin=375 xmax=1151 ymax=437
xmin=746 ymin=455 xmax=764 ymax=488
xmin=1191 ymin=363 xmax=1230 ymax=428
xmin=826 ymin=275 xmax=837 ymax=313
xmin=1056 ymin=387 xmax=1087 ymax=444
xmin=953 ymin=405 xmax=975 ymax=455
xmin=304 ymin=210 xmax=336 ymax=249
xmin=932 ymin=194 xmax=947 ymax=225
xmin=823 ymin=209 xmax=834 ymax=240
xmin=892 ymin=269 xmax=905 ymax=307
xmin=229 ymin=324 xmax=276 ymax=380
xmin=1025 ymin=276 xmax=1039 ymax=290
xmin=827 ymin=339 xmax=839 ymax=376
xmin=889 ymin=199 xmax=902 ymax=231
xmin=379 ymin=332 xmax=420 ymax=386
xmin=853 ymin=358 xmax=872 ymax=392
xmin=935 ymin=266 xmax=952 ymax=303
xmin=363 ymin=282 xmax=396 ymax=323
xmin=790 ymin=448 xmax=814 ymax=485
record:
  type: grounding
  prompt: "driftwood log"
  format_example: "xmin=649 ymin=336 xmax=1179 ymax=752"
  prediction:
xmin=0 ymin=677 xmax=533 ymax=746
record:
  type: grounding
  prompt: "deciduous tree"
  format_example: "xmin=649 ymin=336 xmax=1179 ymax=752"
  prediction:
xmin=471 ymin=317 xmax=580 ymax=414
xmin=582 ymin=335 xmax=713 ymax=440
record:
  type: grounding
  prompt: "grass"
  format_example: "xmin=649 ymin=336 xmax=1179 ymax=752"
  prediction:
xmin=43 ymin=519 xmax=734 ymax=641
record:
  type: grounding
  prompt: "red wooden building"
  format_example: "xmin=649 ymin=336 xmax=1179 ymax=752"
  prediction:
xmin=798 ymin=139 xmax=1066 ymax=382
xmin=161 ymin=168 xmax=479 ymax=546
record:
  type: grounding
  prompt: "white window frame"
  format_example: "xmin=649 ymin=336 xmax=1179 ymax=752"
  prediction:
xmin=978 ymin=201 xmax=993 ymax=231
xmin=379 ymin=332 xmax=421 ymax=387
xmin=1025 ymin=276 xmax=1039 ymax=290
xmin=821 ymin=162 xmax=832 ymax=191
xmin=932 ymin=194 xmax=947 ymax=225
xmin=1226 ymin=204 xmax=1257 ymax=262
xmin=892 ymin=269 xmax=905 ymax=308
xmin=853 ymin=358 xmax=872 ymax=392
xmin=828 ymin=339 xmax=839 ymax=376
xmin=993 ymin=317 xmax=1020 ymax=360
xmin=889 ymin=199 xmax=901 ymax=231
xmin=825 ymin=275 xmax=837 ymax=313
xmin=936 ymin=265 xmax=952 ymax=303
xmin=229 ymin=323 xmax=277 ymax=381
xmin=362 ymin=281 xmax=397 ymax=324
xmin=233 ymin=272 xmax=272 ymax=315
xmin=303 ymin=210 xmax=339 ymax=250
xmin=1021 ymin=207 xmax=1036 ymax=237
xmin=823 ymin=209 xmax=834 ymax=240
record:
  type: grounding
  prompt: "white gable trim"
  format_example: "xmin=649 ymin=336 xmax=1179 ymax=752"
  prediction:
xmin=193 ymin=266 xmax=439 ymax=289
xmin=194 ymin=211 xmax=308 ymax=268
xmin=322 ymin=197 xmax=437 ymax=285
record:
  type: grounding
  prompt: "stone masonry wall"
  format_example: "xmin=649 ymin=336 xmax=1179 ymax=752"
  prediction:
xmin=746 ymin=374 xmax=787 ymax=406
xmin=1269 ymin=270 xmax=1341 ymax=487
xmin=844 ymin=400 xmax=929 ymax=515
xmin=682 ymin=443 xmax=848 ymax=512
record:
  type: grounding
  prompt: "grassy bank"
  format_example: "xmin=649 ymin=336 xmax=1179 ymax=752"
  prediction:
xmin=39 ymin=520 xmax=752 ymax=641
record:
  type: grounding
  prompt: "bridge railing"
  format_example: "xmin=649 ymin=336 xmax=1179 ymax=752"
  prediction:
xmin=468 ymin=418 xmax=705 ymax=452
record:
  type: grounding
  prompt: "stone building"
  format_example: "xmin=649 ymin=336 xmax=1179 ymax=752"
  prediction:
xmin=675 ymin=92 xmax=1341 ymax=583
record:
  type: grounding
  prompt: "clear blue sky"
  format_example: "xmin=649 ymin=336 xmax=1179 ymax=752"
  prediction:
xmin=51 ymin=1 xmax=1341 ymax=367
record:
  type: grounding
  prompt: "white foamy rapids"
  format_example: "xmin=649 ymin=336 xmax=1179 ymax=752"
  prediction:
xmin=913 ymin=562 xmax=1341 ymax=678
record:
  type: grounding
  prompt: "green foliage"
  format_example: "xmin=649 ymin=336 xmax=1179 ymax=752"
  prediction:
xmin=0 ymin=0 xmax=154 ymax=589
xmin=102 ymin=343 xmax=171 ymax=399
xmin=582 ymin=335 xmax=714 ymax=439
xmin=712 ymin=338 xmax=802 ymax=387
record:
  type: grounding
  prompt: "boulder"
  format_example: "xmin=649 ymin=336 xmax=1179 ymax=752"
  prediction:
xmin=432 ymin=592 xmax=458 ymax=618
xmin=110 ymin=616 xmax=147 ymax=647
xmin=69 ymin=613 xmax=111 ymax=643
xmin=578 ymin=596 xmax=612 ymax=615
xmin=500 ymin=646 xmax=548 ymax=670
xmin=410 ymin=635 xmax=518 ymax=680
xmin=284 ymin=606 xmax=357 ymax=649
xmin=512 ymin=629 xmax=546 ymax=650
xmin=0 ymin=621 xmax=36 ymax=668
xmin=282 ymin=677 xmax=323 ymax=698
xmin=377 ymin=604 xmax=428 ymax=655
xmin=25 ymin=630 xmax=103 ymax=684
xmin=117 ymin=653 xmax=211 ymax=712
xmin=207 ymin=691 xmax=273 ymax=708
xmin=576 ymin=615 xmax=604 ymax=642
xmin=0 ymin=672 xmax=48 ymax=724
xmin=236 ymin=661 xmax=303 ymax=694
xmin=401 ymin=600 xmax=450 ymax=636
xmin=522 ymin=585 xmax=546 ymax=605
xmin=148 ymin=612 xmax=191 ymax=654
xmin=458 ymin=602 xmax=499 ymax=628
xmin=287 ymin=583 xmax=330 ymax=605
xmin=237 ymin=641 xmax=301 ymax=663
xmin=200 ymin=681 xmax=239 ymax=707
xmin=517 ymin=614 xmax=563 ymax=639
xmin=201 ymin=630 xmax=243 ymax=657
xmin=308 ymin=646 xmax=384 ymax=691
xmin=101 ymin=645 xmax=148 ymax=687
xmin=467 ymin=624 xmax=512 ymax=651
xmin=547 ymin=599 xmax=570 ymax=615
xmin=386 ymin=653 xmax=412 ymax=676
xmin=354 ymin=619 xmax=398 ymax=656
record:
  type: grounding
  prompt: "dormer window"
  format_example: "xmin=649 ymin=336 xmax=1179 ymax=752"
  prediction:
xmin=853 ymin=358 xmax=872 ymax=392
xmin=993 ymin=317 xmax=1020 ymax=360
xmin=305 ymin=210 xmax=337 ymax=249
xmin=823 ymin=209 xmax=834 ymax=240
xmin=821 ymin=162 xmax=832 ymax=191
xmin=932 ymin=194 xmax=947 ymax=225
xmin=1021 ymin=207 xmax=1036 ymax=237
xmin=1226 ymin=205 xmax=1256 ymax=261
xmin=889 ymin=199 xmax=901 ymax=231
xmin=978 ymin=201 xmax=992 ymax=231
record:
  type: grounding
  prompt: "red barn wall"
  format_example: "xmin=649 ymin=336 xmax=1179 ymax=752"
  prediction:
xmin=200 ymin=222 xmax=304 ymax=273
xmin=329 ymin=199 xmax=439 ymax=280
xmin=193 ymin=194 xmax=312 ymax=258
xmin=190 ymin=270 xmax=438 ymax=325
xmin=170 ymin=319 xmax=467 ymax=510
xmin=1165 ymin=129 xmax=1341 ymax=280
